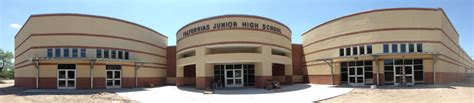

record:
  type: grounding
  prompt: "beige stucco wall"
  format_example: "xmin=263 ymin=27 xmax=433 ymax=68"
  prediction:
xmin=14 ymin=14 xmax=167 ymax=79
xmin=302 ymin=8 xmax=473 ymax=76
xmin=176 ymin=15 xmax=292 ymax=78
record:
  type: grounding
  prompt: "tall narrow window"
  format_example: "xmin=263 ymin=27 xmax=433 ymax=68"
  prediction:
xmin=104 ymin=49 xmax=109 ymax=58
xmin=118 ymin=51 xmax=123 ymax=59
xmin=72 ymin=48 xmax=78 ymax=57
xmin=352 ymin=47 xmax=358 ymax=55
xmin=63 ymin=48 xmax=70 ymax=57
xmin=400 ymin=44 xmax=407 ymax=53
xmin=111 ymin=50 xmax=117 ymax=59
xmin=416 ymin=43 xmax=423 ymax=52
xmin=124 ymin=51 xmax=129 ymax=60
xmin=55 ymin=48 xmax=61 ymax=57
xmin=339 ymin=48 xmax=344 ymax=56
xmin=47 ymin=48 xmax=53 ymax=57
xmin=80 ymin=49 xmax=86 ymax=57
xmin=96 ymin=49 xmax=102 ymax=58
xmin=391 ymin=44 xmax=398 ymax=53
xmin=409 ymin=44 xmax=415 ymax=52
xmin=359 ymin=46 xmax=365 ymax=55
xmin=345 ymin=48 xmax=351 ymax=56
xmin=367 ymin=45 xmax=372 ymax=54
xmin=383 ymin=44 xmax=389 ymax=53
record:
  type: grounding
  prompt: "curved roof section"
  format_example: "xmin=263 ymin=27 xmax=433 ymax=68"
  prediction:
xmin=176 ymin=14 xmax=292 ymax=35
xmin=301 ymin=8 xmax=444 ymax=36
xmin=15 ymin=13 xmax=167 ymax=38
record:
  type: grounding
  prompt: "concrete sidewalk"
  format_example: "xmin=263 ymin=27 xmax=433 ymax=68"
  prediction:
xmin=115 ymin=84 xmax=353 ymax=103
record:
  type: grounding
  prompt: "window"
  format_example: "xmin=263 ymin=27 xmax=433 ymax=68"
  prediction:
xmin=124 ymin=51 xmax=129 ymax=60
xmin=72 ymin=48 xmax=78 ymax=57
xmin=367 ymin=45 xmax=372 ymax=54
xmin=47 ymin=48 xmax=53 ymax=57
xmin=416 ymin=43 xmax=423 ymax=52
xmin=391 ymin=44 xmax=398 ymax=53
xmin=55 ymin=48 xmax=61 ymax=57
xmin=352 ymin=47 xmax=358 ymax=55
xmin=409 ymin=44 xmax=415 ymax=52
xmin=80 ymin=49 xmax=86 ymax=57
xmin=339 ymin=48 xmax=344 ymax=56
xmin=96 ymin=49 xmax=102 ymax=58
xmin=383 ymin=44 xmax=389 ymax=53
xmin=345 ymin=48 xmax=350 ymax=56
xmin=63 ymin=48 xmax=70 ymax=57
xmin=400 ymin=44 xmax=407 ymax=53
xmin=359 ymin=46 xmax=365 ymax=55
xmin=111 ymin=50 xmax=117 ymax=59
xmin=104 ymin=49 xmax=109 ymax=58
xmin=118 ymin=51 xmax=123 ymax=59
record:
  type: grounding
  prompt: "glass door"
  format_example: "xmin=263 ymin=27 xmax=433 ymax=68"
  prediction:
xmin=106 ymin=65 xmax=122 ymax=88
xmin=224 ymin=64 xmax=244 ymax=87
xmin=348 ymin=66 xmax=365 ymax=86
xmin=394 ymin=65 xmax=415 ymax=86
xmin=58 ymin=69 xmax=76 ymax=89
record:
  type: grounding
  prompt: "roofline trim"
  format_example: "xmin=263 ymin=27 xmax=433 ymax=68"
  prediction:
xmin=14 ymin=13 xmax=168 ymax=38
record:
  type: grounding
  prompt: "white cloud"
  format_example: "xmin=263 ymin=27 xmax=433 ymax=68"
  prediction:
xmin=9 ymin=24 xmax=22 ymax=29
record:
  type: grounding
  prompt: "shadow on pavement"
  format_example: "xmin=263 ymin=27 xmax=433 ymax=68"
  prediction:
xmin=177 ymin=83 xmax=312 ymax=95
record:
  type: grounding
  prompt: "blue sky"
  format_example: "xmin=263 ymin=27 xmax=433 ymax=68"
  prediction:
xmin=1 ymin=0 xmax=473 ymax=58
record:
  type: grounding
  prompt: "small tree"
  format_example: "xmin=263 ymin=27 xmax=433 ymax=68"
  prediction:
xmin=0 ymin=49 xmax=14 ymax=79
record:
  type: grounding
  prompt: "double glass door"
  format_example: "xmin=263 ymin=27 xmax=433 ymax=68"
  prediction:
xmin=394 ymin=65 xmax=414 ymax=86
xmin=58 ymin=69 xmax=76 ymax=89
xmin=348 ymin=66 xmax=364 ymax=86
xmin=224 ymin=65 xmax=244 ymax=87
xmin=106 ymin=65 xmax=122 ymax=88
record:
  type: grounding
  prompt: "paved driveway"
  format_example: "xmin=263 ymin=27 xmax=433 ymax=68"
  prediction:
xmin=116 ymin=84 xmax=352 ymax=103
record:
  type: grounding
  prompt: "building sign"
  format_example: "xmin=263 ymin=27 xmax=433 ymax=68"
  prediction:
xmin=181 ymin=21 xmax=283 ymax=37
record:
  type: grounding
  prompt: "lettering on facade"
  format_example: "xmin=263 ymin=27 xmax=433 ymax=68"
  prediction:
xmin=182 ymin=21 xmax=282 ymax=38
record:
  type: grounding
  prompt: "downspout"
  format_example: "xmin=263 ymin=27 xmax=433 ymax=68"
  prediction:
xmin=134 ymin=62 xmax=144 ymax=88
xmin=323 ymin=59 xmax=334 ymax=85
xmin=32 ymin=58 xmax=40 ymax=89
xmin=89 ymin=59 xmax=96 ymax=89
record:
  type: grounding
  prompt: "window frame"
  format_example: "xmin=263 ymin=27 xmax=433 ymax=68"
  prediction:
xmin=47 ymin=48 xmax=53 ymax=58
xmin=383 ymin=44 xmax=389 ymax=53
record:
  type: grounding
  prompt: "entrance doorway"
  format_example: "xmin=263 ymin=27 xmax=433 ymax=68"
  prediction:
xmin=57 ymin=64 xmax=76 ymax=89
xmin=348 ymin=66 xmax=364 ymax=86
xmin=214 ymin=64 xmax=254 ymax=88
xmin=394 ymin=65 xmax=414 ymax=86
xmin=106 ymin=65 xmax=122 ymax=88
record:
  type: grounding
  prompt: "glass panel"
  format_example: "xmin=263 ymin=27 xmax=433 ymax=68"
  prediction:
xmin=356 ymin=61 xmax=363 ymax=66
xmin=104 ymin=49 xmax=109 ymax=58
xmin=235 ymin=79 xmax=242 ymax=85
xmin=364 ymin=73 xmax=373 ymax=79
xmin=409 ymin=44 xmax=415 ymax=52
xmin=414 ymin=59 xmax=423 ymax=64
xmin=107 ymin=71 xmax=113 ymax=78
xmin=384 ymin=60 xmax=393 ymax=65
xmin=226 ymin=65 xmax=233 ymax=69
xmin=114 ymin=71 xmax=121 ymax=78
xmin=406 ymin=76 xmax=413 ymax=83
xmin=349 ymin=68 xmax=355 ymax=75
xmin=341 ymin=67 xmax=347 ymax=73
xmin=235 ymin=70 xmax=242 ymax=77
xmin=124 ymin=51 xmax=129 ymax=60
xmin=80 ymin=49 xmax=86 ymax=57
xmin=385 ymin=72 xmax=394 ymax=81
xmin=395 ymin=76 xmax=402 ymax=83
xmin=359 ymin=46 xmax=365 ymax=55
xmin=383 ymin=44 xmax=389 ymax=53
xmin=352 ymin=47 xmax=358 ymax=55
xmin=414 ymin=65 xmax=423 ymax=70
xmin=96 ymin=49 xmax=102 ymax=58
xmin=349 ymin=77 xmax=355 ymax=83
xmin=357 ymin=77 xmax=364 ymax=83
xmin=67 ymin=71 xmax=75 ymax=79
xmin=341 ymin=73 xmax=348 ymax=82
xmin=339 ymin=48 xmax=344 ymax=56
xmin=118 ymin=51 xmax=123 ymax=59
xmin=395 ymin=67 xmax=402 ymax=75
xmin=357 ymin=67 xmax=363 ymax=75
xmin=384 ymin=66 xmax=394 ymax=72
xmin=367 ymin=45 xmax=372 ymax=54
xmin=226 ymin=79 xmax=233 ymax=85
xmin=67 ymin=80 xmax=75 ymax=87
xmin=55 ymin=48 xmax=61 ymax=57
xmin=364 ymin=61 xmax=372 ymax=66
xmin=345 ymin=48 xmax=351 ymax=56
xmin=63 ymin=48 xmax=70 ymax=57
xmin=107 ymin=80 xmax=113 ymax=86
xmin=114 ymin=80 xmax=121 ymax=86
xmin=414 ymin=71 xmax=424 ymax=81
xmin=234 ymin=64 xmax=242 ymax=69
xmin=341 ymin=62 xmax=347 ymax=67
xmin=405 ymin=66 xmax=413 ymax=74
xmin=404 ymin=59 xmax=413 ymax=65
xmin=364 ymin=67 xmax=372 ymax=72
xmin=400 ymin=44 xmax=406 ymax=53
xmin=59 ymin=71 xmax=66 ymax=79
xmin=111 ymin=50 xmax=117 ymax=59
xmin=416 ymin=43 xmax=423 ymax=52
xmin=58 ymin=64 xmax=76 ymax=69
xmin=226 ymin=71 xmax=233 ymax=78
xmin=395 ymin=59 xmax=403 ymax=65
xmin=59 ymin=80 xmax=66 ymax=87
xmin=348 ymin=62 xmax=355 ymax=66
xmin=72 ymin=48 xmax=78 ymax=57
xmin=47 ymin=48 xmax=53 ymax=57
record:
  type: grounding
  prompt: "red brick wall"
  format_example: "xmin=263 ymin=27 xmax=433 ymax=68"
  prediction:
xmin=167 ymin=46 xmax=177 ymax=78
xmin=255 ymin=76 xmax=272 ymax=88
xmin=14 ymin=77 xmax=36 ymax=89
xmin=307 ymin=75 xmax=341 ymax=85
xmin=184 ymin=65 xmax=196 ymax=77
xmin=196 ymin=77 xmax=213 ymax=89
xmin=76 ymin=77 xmax=91 ymax=89
xmin=93 ymin=77 xmax=106 ymax=89
xmin=272 ymin=64 xmax=285 ymax=76
xmin=39 ymin=77 xmax=56 ymax=89
xmin=291 ymin=44 xmax=304 ymax=75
